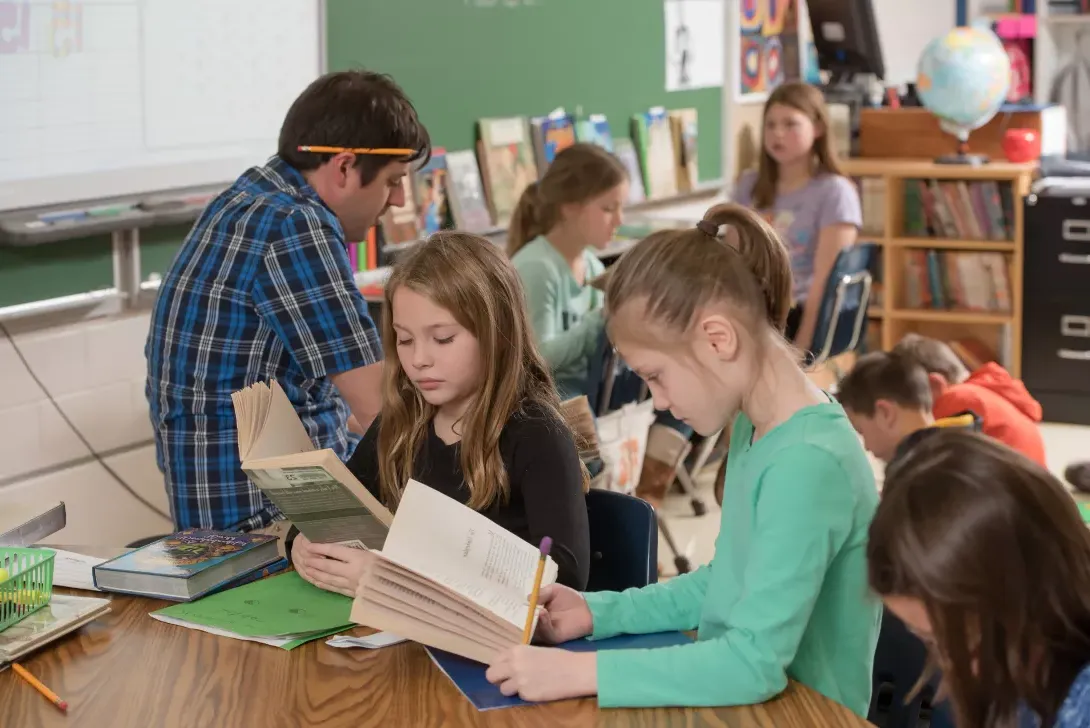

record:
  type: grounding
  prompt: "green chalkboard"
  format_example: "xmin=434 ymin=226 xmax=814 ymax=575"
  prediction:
xmin=0 ymin=236 xmax=115 ymax=309
xmin=140 ymin=224 xmax=190 ymax=281
xmin=327 ymin=0 xmax=722 ymax=181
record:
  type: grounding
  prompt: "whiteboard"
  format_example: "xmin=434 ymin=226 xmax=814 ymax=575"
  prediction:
xmin=0 ymin=0 xmax=323 ymax=212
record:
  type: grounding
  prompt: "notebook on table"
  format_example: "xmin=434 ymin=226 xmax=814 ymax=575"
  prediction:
xmin=427 ymin=631 xmax=694 ymax=711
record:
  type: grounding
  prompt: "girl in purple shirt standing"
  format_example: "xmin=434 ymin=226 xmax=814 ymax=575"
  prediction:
xmin=734 ymin=81 xmax=862 ymax=350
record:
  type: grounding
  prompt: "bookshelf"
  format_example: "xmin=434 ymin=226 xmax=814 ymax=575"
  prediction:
xmin=841 ymin=158 xmax=1036 ymax=377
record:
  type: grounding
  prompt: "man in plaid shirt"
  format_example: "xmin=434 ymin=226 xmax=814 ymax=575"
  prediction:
xmin=145 ymin=71 xmax=430 ymax=532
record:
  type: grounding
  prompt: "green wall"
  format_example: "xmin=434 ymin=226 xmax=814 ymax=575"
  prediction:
xmin=326 ymin=0 xmax=722 ymax=179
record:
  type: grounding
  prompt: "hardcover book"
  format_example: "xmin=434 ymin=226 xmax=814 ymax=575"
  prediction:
xmin=92 ymin=529 xmax=280 ymax=601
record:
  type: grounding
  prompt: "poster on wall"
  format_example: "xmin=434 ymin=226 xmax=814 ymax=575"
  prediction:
xmin=738 ymin=0 xmax=804 ymax=100
xmin=663 ymin=0 xmax=725 ymax=92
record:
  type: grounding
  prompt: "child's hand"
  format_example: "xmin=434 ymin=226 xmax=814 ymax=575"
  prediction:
xmin=291 ymin=534 xmax=367 ymax=597
xmin=485 ymin=646 xmax=597 ymax=702
xmin=533 ymin=584 xmax=594 ymax=644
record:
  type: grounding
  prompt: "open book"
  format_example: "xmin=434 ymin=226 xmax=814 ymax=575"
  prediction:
xmin=350 ymin=479 xmax=557 ymax=665
xmin=232 ymin=381 xmax=393 ymax=550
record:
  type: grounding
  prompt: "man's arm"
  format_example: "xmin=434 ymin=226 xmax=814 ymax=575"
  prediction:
xmin=252 ymin=209 xmax=383 ymax=428
xmin=331 ymin=362 xmax=383 ymax=434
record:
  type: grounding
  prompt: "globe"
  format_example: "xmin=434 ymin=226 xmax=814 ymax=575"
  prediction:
xmin=917 ymin=26 xmax=1012 ymax=161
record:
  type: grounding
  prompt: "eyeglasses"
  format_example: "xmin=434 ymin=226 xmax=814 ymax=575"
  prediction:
xmin=296 ymin=145 xmax=416 ymax=156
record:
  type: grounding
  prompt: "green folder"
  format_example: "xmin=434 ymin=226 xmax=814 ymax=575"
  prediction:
xmin=153 ymin=571 xmax=354 ymax=642
xmin=1079 ymin=502 xmax=1090 ymax=525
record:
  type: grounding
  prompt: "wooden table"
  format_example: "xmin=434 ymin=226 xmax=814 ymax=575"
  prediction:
xmin=1 ymin=549 xmax=874 ymax=727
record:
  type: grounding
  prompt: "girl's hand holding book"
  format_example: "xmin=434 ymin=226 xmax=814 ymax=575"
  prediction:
xmin=485 ymin=646 xmax=598 ymax=702
xmin=291 ymin=534 xmax=368 ymax=598
xmin=532 ymin=584 xmax=594 ymax=644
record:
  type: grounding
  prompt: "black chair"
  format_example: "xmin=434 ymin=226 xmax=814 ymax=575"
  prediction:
xmin=584 ymin=327 xmax=619 ymax=416
xmin=869 ymin=608 xmax=936 ymax=728
xmin=584 ymin=488 xmax=657 ymax=593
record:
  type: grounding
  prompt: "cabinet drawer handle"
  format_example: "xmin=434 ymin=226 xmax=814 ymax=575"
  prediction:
xmin=1058 ymin=349 xmax=1090 ymax=361
xmin=1062 ymin=315 xmax=1090 ymax=338
xmin=1063 ymin=220 xmax=1090 ymax=242
xmin=1059 ymin=253 xmax=1090 ymax=265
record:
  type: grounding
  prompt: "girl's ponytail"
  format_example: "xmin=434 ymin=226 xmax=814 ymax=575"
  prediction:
xmin=507 ymin=182 xmax=543 ymax=257
xmin=506 ymin=144 xmax=627 ymax=258
xmin=701 ymin=203 xmax=793 ymax=333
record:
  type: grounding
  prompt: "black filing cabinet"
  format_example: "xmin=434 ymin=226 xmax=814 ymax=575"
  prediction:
xmin=1022 ymin=188 xmax=1090 ymax=425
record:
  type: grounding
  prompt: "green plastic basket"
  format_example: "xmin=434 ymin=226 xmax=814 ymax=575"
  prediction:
xmin=0 ymin=547 xmax=54 ymax=633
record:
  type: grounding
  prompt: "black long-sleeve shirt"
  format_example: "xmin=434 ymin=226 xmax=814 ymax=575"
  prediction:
xmin=346 ymin=403 xmax=590 ymax=590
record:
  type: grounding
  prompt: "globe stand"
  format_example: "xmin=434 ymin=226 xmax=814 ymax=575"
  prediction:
xmin=935 ymin=134 xmax=989 ymax=166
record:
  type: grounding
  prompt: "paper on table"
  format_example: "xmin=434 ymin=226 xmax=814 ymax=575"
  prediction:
xmin=150 ymin=614 xmax=343 ymax=651
xmin=152 ymin=571 xmax=354 ymax=637
xmin=46 ymin=548 xmax=105 ymax=591
xmin=326 ymin=631 xmax=406 ymax=649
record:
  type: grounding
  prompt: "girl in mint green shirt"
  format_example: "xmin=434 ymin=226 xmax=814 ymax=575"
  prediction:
xmin=509 ymin=143 xmax=693 ymax=507
xmin=486 ymin=203 xmax=881 ymax=716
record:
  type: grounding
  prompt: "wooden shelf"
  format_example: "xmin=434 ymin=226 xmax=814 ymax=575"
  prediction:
xmin=841 ymin=158 xmax=1036 ymax=182
xmin=843 ymin=157 xmax=1034 ymax=377
xmin=888 ymin=237 xmax=1016 ymax=252
xmin=888 ymin=309 xmax=1012 ymax=325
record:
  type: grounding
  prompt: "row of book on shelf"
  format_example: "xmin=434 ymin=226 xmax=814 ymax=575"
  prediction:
xmin=375 ymin=106 xmax=701 ymax=249
xmin=855 ymin=177 xmax=1018 ymax=242
xmin=902 ymin=250 xmax=1012 ymax=313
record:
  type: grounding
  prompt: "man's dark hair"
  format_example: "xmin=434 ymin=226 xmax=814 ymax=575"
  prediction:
xmin=837 ymin=350 xmax=932 ymax=416
xmin=278 ymin=70 xmax=431 ymax=186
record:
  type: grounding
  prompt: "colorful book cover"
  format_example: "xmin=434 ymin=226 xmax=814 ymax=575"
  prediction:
xmin=444 ymin=149 xmax=493 ymax=233
xmin=94 ymin=529 xmax=276 ymax=580
xmin=669 ymin=108 xmax=699 ymax=193
xmin=574 ymin=114 xmax=613 ymax=152
xmin=412 ymin=148 xmax=449 ymax=238
xmin=478 ymin=116 xmax=538 ymax=225
xmin=612 ymin=137 xmax=646 ymax=205
xmin=537 ymin=112 xmax=575 ymax=170
xmin=380 ymin=176 xmax=420 ymax=245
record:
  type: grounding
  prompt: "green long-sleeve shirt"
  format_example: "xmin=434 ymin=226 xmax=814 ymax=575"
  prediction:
xmin=583 ymin=402 xmax=881 ymax=715
xmin=511 ymin=236 xmax=605 ymax=395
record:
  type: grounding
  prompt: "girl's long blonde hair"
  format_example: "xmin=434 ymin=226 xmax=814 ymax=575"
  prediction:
xmin=377 ymin=232 xmax=585 ymax=509
xmin=750 ymin=81 xmax=844 ymax=210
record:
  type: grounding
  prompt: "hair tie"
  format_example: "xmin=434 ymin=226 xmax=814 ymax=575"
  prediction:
xmin=695 ymin=219 xmax=719 ymax=237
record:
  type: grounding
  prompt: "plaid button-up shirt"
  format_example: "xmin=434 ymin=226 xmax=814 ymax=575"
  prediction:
xmin=146 ymin=156 xmax=382 ymax=532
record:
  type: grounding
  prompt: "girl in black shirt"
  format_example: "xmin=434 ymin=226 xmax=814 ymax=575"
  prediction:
xmin=292 ymin=232 xmax=590 ymax=591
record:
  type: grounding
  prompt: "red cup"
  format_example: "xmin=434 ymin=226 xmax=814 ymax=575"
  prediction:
xmin=1002 ymin=128 xmax=1041 ymax=163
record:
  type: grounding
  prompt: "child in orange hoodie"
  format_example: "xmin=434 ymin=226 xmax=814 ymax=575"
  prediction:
xmin=891 ymin=334 xmax=1046 ymax=466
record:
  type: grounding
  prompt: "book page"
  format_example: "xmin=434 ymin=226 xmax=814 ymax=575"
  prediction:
xmin=231 ymin=380 xmax=315 ymax=462
xmin=244 ymin=451 xmax=393 ymax=550
xmin=380 ymin=480 xmax=557 ymax=626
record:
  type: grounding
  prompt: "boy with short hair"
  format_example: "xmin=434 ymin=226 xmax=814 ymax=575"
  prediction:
xmin=892 ymin=334 xmax=1045 ymax=466
xmin=836 ymin=351 xmax=949 ymax=464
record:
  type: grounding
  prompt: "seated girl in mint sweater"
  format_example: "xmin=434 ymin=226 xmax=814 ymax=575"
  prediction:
xmin=509 ymin=143 xmax=691 ymax=507
xmin=486 ymin=203 xmax=881 ymax=715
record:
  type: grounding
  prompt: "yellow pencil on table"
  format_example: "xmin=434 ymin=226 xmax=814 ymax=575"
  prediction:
xmin=12 ymin=662 xmax=68 ymax=714
xmin=522 ymin=537 xmax=552 ymax=645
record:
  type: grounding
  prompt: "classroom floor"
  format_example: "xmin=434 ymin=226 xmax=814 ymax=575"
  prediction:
xmin=658 ymin=422 xmax=1090 ymax=577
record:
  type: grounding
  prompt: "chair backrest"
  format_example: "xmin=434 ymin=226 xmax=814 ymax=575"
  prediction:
xmin=584 ymin=328 xmax=620 ymax=416
xmin=869 ymin=608 xmax=935 ymax=728
xmin=807 ymin=242 xmax=878 ymax=365
xmin=584 ymin=488 xmax=658 ymax=593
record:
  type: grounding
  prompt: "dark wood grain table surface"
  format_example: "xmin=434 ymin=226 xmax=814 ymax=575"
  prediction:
xmin=0 ymin=547 xmax=875 ymax=727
